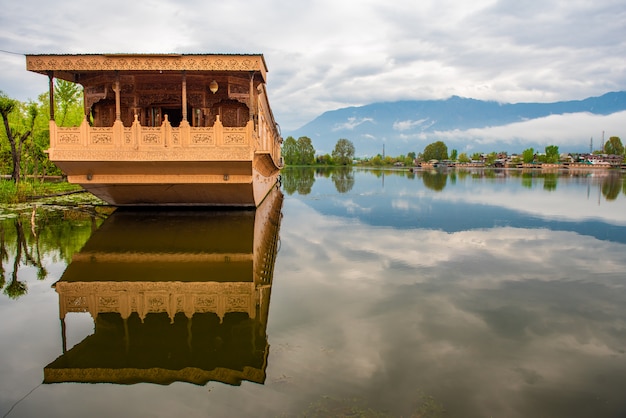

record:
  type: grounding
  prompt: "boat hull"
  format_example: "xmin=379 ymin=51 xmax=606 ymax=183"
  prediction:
xmin=60 ymin=159 xmax=279 ymax=207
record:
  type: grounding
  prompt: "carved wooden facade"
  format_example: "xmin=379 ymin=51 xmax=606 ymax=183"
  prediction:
xmin=26 ymin=54 xmax=282 ymax=206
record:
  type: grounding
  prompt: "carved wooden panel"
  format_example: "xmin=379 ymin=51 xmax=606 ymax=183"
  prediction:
xmin=59 ymin=133 xmax=80 ymax=144
xmin=27 ymin=54 xmax=267 ymax=78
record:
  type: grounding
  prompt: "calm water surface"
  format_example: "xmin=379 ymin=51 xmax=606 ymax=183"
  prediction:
xmin=1 ymin=168 xmax=626 ymax=417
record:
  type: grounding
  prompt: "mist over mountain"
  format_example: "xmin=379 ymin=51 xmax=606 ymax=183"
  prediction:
xmin=284 ymin=92 xmax=626 ymax=157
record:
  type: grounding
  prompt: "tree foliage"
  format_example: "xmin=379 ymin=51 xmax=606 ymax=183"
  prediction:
xmin=422 ymin=141 xmax=448 ymax=161
xmin=54 ymin=80 xmax=84 ymax=126
xmin=0 ymin=91 xmax=37 ymax=182
xmin=604 ymin=136 xmax=624 ymax=156
xmin=522 ymin=147 xmax=535 ymax=163
xmin=296 ymin=136 xmax=316 ymax=165
xmin=332 ymin=138 xmax=355 ymax=165
xmin=484 ymin=152 xmax=497 ymax=166
xmin=316 ymin=153 xmax=333 ymax=165
xmin=281 ymin=136 xmax=316 ymax=165
xmin=545 ymin=145 xmax=559 ymax=163
xmin=281 ymin=136 xmax=298 ymax=165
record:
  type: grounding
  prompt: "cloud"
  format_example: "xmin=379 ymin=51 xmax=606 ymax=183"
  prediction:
xmin=392 ymin=117 xmax=435 ymax=131
xmin=428 ymin=111 xmax=626 ymax=151
xmin=0 ymin=0 xmax=625 ymax=131
xmin=332 ymin=117 xmax=375 ymax=131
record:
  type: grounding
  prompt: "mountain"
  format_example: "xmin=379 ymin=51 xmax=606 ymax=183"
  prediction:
xmin=284 ymin=91 xmax=626 ymax=156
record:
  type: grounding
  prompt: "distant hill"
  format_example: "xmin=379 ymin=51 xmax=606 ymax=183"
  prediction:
xmin=284 ymin=91 xmax=626 ymax=156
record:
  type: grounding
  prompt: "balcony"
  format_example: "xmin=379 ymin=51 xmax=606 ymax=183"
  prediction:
xmin=49 ymin=115 xmax=256 ymax=163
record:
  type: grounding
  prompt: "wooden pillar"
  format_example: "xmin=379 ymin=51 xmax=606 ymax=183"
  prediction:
xmin=249 ymin=72 xmax=255 ymax=121
xmin=48 ymin=71 xmax=55 ymax=121
xmin=114 ymin=71 xmax=121 ymax=121
xmin=182 ymin=70 xmax=188 ymax=122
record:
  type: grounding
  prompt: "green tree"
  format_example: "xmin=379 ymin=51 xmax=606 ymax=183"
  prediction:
xmin=316 ymin=153 xmax=333 ymax=165
xmin=332 ymin=138 xmax=355 ymax=165
xmin=370 ymin=155 xmax=383 ymax=166
xmin=422 ymin=141 xmax=448 ymax=161
xmin=0 ymin=92 xmax=38 ymax=182
xmin=522 ymin=147 xmax=535 ymax=163
xmin=545 ymin=145 xmax=559 ymax=163
xmin=281 ymin=136 xmax=298 ymax=165
xmin=54 ymin=79 xmax=83 ymax=127
xmin=458 ymin=152 xmax=470 ymax=163
xmin=484 ymin=152 xmax=497 ymax=166
xmin=22 ymin=92 xmax=66 ymax=179
xmin=450 ymin=149 xmax=458 ymax=161
xmin=604 ymin=136 xmax=624 ymax=156
xmin=296 ymin=136 xmax=315 ymax=165
xmin=470 ymin=152 xmax=482 ymax=162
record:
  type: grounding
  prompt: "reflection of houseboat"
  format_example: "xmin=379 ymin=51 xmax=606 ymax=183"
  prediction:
xmin=26 ymin=54 xmax=282 ymax=207
xmin=44 ymin=186 xmax=283 ymax=386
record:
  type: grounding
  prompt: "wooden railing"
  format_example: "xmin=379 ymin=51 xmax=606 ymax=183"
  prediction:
xmin=50 ymin=116 xmax=252 ymax=150
xmin=50 ymin=113 xmax=282 ymax=168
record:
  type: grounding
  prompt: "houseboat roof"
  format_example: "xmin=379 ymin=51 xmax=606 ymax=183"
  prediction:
xmin=26 ymin=53 xmax=268 ymax=83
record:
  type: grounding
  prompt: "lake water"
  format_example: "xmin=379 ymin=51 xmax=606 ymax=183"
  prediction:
xmin=1 ymin=167 xmax=626 ymax=418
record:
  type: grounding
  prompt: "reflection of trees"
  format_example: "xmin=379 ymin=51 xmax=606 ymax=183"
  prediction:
xmin=315 ymin=167 xmax=332 ymax=178
xmin=331 ymin=167 xmax=355 ymax=193
xmin=0 ymin=207 xmax=109 ymax=300
xmin=449 ymin=170 xmax=457 ymax=185
xmin=282 ymin=167 xmax=315 ymax=195
xmin=0 ymin=226 xmax=7 ymax=290
xmin=521 ymin=172 xmax=534 ymax=189
xmin=422 ymin=171 xmax=447 ymax=191
xmin=543 ymin=173 xmax=558 ymax=191
xmin=4 ymin=219 xmax=29 ymax=299
xmin=602 ymin=175 xmax=622 ymax=201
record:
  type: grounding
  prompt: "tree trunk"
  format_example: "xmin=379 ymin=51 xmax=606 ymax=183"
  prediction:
xmin=11 ymin=144 xmax=20 ymax=183
xmin=1 ymin=113 xmax=20 ymax=183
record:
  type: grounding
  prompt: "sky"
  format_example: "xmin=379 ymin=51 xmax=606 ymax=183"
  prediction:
xmin=1 ymin=0 xmax=625 ymax=133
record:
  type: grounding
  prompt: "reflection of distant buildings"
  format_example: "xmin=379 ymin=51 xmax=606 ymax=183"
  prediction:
xmin=45 ymin=187 xmax=283 ymax=386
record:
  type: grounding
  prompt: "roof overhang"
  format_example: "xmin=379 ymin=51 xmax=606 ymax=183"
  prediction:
xmin=26 ymin=53 xmax=268 ymax=83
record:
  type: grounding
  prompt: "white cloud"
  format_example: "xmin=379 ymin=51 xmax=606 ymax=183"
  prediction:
xmin=428 ymin=111 xmax=626 ymax=150
xmin=332 ymin=117 xmax=375 ymax=131
xmin=393 ymin=117 xmax=434 ymax=131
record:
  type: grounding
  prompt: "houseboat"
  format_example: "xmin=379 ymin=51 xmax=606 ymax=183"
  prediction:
xmin=26 ymin=53 xmax=282 ymax=206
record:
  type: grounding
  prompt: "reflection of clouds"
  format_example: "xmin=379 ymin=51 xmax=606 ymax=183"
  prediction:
xmin=391 ymin=199 xmax=410 ymax=211
xmin=271 ymin=199 xmax=626 ymax=417
xmin=334 ymin=198 xmax=373 ymax=215
xmin=406 ymin=176 xmax=626 ymax=225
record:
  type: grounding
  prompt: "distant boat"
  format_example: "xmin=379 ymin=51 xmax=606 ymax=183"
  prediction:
xmin=26 ymin=53 xmax=283 ymax=207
